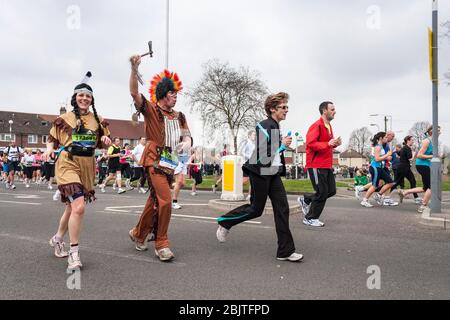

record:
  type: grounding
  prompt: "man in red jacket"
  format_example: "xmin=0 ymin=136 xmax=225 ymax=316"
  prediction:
xmin=298 ymin=101 xmax=341 ymax=227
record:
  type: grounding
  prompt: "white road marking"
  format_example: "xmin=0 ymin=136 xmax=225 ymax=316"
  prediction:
xmin=0 ymin=200 xmax=41 ymax=206
xmin=0 ymin=232 xmax=186 ymax=267
xmin=170 ymin=213 xmax=261 ymax=224
xmin=100 ymin=207 xmax=262 ymax=225
xmin=14 ymin=195 xmax=42 ymax=199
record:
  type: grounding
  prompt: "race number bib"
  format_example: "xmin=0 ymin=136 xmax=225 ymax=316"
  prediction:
xmin=72 ymin=128 xmax=97 ymax=149
xmin=159 ymin=148 xmax=179 ymax=171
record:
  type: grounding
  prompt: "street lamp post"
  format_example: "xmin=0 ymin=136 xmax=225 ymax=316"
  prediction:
xmin=430 ymin=0 xmax=441 ymax=213
xmin=165 ymin=0 xmax=170 ymax=69
xmin=370 ymin=114 xmax=392 ymax=132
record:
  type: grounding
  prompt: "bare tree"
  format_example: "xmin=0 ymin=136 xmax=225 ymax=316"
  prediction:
xmin=408 ymin=121 xmax=431 ymax=147
xmin=348 ymin=127 xmax=372 ymax=156
xmin=188 ymin=60 xmax=268 ymax=153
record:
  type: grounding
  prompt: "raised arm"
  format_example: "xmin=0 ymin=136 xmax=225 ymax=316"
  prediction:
xmin=129 ymin=55 xmax=143 ymax=108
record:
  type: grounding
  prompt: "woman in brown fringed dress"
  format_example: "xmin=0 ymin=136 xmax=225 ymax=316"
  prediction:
xmin=45 ymin=72 xmax=111 ymax=272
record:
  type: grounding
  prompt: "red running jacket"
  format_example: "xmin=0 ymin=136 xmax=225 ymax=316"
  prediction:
xmin=306 ymin=117 xmax=335 ymax=169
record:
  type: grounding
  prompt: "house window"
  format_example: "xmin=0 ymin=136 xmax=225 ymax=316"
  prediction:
xmin=42 ymin=135 xmax=49 ymax=144
xmin=41 ymin=121 xmax=48 ymax=126
xmin=28 ymin=135 xmax=38 ymax=144
xmin=0 ymin=133 xmax=15 ymax=142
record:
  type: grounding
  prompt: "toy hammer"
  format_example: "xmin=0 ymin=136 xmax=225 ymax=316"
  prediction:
xmin=131 ymin=41 xmax=154 ymax=85
xmin=140 ymin=41 xmax=153 ymax=58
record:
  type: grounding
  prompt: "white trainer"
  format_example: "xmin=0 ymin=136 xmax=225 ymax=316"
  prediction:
xmin=67 ymin=251 xmax=83 ymax=272
xmin=154 ymin=248 xmax=175 ymax=262
xmin=172 ymin=202 xmax=182 ymax=209
xmin=297 ymin=196 xmax=310 ymax=216
xmin=361 ymin=199 xmax=374 ymax=208
xmin=277 ymin=252 xmax=304 ymax=262
xmin=373 ymin=193 xmax=383 ymax=205
xmin=49 ymin=236 xmax=69 ymax=258
xmin=216 ymin=225 xmax=229 ymax=243
xmin=303 ymin=218 xmax=324 ymax=227
xmin=53 ymin=190 xmax=61 ymax=201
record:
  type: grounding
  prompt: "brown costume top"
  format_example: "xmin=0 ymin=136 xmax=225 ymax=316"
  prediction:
xmin=135 ymin=94 xmax=190 ymax=168
xmin=48 ymin=111 xmax=110 ymax=203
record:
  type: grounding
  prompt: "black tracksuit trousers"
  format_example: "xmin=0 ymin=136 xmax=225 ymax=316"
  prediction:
xmin=303 ymin=168 xmax=336 ymax=220
xmin=217 ymin=171 xmax=295 ymax=258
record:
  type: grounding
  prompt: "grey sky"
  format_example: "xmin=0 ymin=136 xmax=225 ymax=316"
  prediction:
xmin=1 ymin=0 xmax=449 ymax=150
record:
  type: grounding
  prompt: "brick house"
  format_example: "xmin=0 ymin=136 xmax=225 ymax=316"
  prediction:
xmin=0 ymin=109 xmax=145 ymax=151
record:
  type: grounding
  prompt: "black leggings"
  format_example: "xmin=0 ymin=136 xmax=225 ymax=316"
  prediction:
xmin=120 ymin=163 xmax=132 ymax=179
xmin=43 ymin=163 xmax=55 ymax=180
xmin=416 ymin=165 xmax=431 ymax=191
xmin=24 ymin=167 xmax=34 ymax=179
xmin=391 ymin=166 xmax=418 ymax=198
xmin=130 ymin=167 xmax=146 ymax=188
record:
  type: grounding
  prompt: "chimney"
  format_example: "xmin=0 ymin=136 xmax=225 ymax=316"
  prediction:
xmin=60 ymin=106 xmax=67 ymax=115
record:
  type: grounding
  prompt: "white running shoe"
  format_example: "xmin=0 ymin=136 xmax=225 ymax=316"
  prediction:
xmin=303 ymin=218 xmax=324 ymax=227
xmin=361 ymin=199 xmax=374 ymax=208
xmin=154 ymin=248 xmax=175 ymax=262
xmin=216 ymin=225 xmax=229 ymax=243
xmin=297 ymin=196 xmax=310 ymax=216
xmin=373 ymin=193 xmax=383 ymax=205
xmin=277 ymin=252 xmax=304 ymax=262
xmin=139 ymin=187 xmax=146 ymax=194
xmin=99 ymin=184 xmax=105 ymax=193
xmin=48 ymin=184 xmax=53 ymax=190
xmin=128 ymin=229 xmax=148 ymax=251
xmin=25 ymin=184 xmax=30 ymax=188
xmin=11 ymin=184 xmax=16 ymax=190
xmin=117 ymin=188 xmax=126 ymax=194
xmin=191 ymin=192 xmax=197 ymax=196
xmin=5 ymin=182 xmax=10 ymax=189
xmin=49 ymin=236 xmax=69 ymax=258
xmin=112 ymin=182 xmax=117 ymax=190
xmin=67 ymin=251 xmax=83 ymax=272
xmin=355 ymin=186 xmax=363 ymax=200
xmin=53 ymin=190 xmax=61 ymax=201
xmin=383 ymin=198 xmax=399 ymax=206
xmin=418 ymin=205 xmax=428 ymax=213
xmin=172 ymin=202 xmax=182 ymax=209
xmin=414 ymin=197 xmax=423 ymax=205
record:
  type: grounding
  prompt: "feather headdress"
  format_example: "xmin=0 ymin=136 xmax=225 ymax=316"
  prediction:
xmin=149 ymin=69 xmax=183 ymax=103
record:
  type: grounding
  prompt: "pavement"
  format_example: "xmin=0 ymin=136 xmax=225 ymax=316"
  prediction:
xmin=0 ymin=182 xmax=449 ymax=300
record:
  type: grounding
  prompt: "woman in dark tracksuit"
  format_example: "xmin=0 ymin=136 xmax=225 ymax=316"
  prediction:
xmin=216 ymin=92 xmax=303 ymax=262
xmin=391 ymin=136 xmax=419 ymax=203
